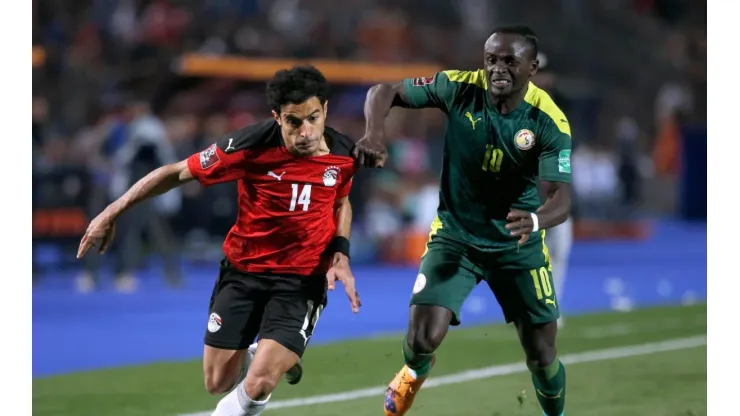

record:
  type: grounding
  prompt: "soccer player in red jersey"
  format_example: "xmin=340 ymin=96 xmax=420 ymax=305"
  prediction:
xmin=77 ymin=65 xmax=361 ymax=416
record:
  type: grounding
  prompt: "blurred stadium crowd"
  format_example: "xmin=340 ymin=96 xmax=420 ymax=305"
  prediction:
xmin=32 ymin=0 xmax=706 ymax=285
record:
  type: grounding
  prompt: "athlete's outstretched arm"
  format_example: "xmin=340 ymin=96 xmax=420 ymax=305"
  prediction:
xmin=352 ymin=83 xmax=404 ymax=167
xmin=109 ymin=160 xmax=194 ymax=218
xmin=363 ymin=82 xmax=410 ymax=138
xmin=77 ymin=160 xmax=194 ymax=258
xmin=355 ymin=72 xmax=453 ymax=167
xmin=78 ymin=133 xmax=251 ymax=258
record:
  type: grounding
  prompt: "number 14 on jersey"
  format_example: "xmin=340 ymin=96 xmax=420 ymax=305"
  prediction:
xmin=289 ymin=184 xmax=312 ymax=211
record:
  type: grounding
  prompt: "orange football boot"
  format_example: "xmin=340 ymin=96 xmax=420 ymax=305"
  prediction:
xmin=383 ymin=356 xmax=436 ymax=415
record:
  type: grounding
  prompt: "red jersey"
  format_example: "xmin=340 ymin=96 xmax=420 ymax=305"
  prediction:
xmin=186 ymin=119 xmax=357 ymax=276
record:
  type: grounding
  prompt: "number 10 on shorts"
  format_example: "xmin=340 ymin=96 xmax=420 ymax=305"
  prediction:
xmin=530 ymin=267 xmax=553 ymax=300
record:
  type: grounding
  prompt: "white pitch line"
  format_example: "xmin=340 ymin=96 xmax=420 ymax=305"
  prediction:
xmin=178 ymin=334 xmax=706 ymax=416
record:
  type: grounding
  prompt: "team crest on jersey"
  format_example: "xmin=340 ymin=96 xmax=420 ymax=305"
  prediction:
xmin=199 ymin=143 xmax=220 ymax=169
xmin=514 ymin=129 xmax=536 ymax=150
xmin=323 ymin=166 xmax=340 ymax=187
xmin=412 ymin=76 xmax=434 ymax=86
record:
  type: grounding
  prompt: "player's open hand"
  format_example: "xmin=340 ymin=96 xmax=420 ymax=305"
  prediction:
xmin=351 ymin=134 xmax=387 ymax=168
xmin=77 ymin=210 xmax=117 ymax=259
xmin=505 ymin=209 xmax=534 ymax=244
xmin=326 ymin=253 xmax=361 ymax=313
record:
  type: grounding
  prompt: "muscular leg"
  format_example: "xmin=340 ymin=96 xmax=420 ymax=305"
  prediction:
xmin=487 ymin=252 xmax=566 ymax=416
xmin=384 ymin=305 xmax=452 ymax=416
xmin=212 ymin=339 xmax=298 ymax=416
xmin=203 ymin=346 xmax=250 ymax=395
xmin=212 ymin=273 xmax=325 ymax=415
xmin=385 ymin=222 xmax=479 ymax=415
xmin=515 ymin=319 xmax=566 ymax=415
xmin=403 ymin=305 xmax=452 ymax=376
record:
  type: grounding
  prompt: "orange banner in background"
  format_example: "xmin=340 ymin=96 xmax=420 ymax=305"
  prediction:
xmin=31 ymin=49 xmax=441 ymax=83
xmin=33 ymin=208 xmax=88 ymax=238
xmin=175 ymin=54 xmax=441 ymax=84
xmin=33 ymin=46 xmax=46 ymax=67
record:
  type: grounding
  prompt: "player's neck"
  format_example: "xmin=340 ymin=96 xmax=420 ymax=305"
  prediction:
xmin=489 ymin=85 xmax=528 ymax=115
xmin=313 ymin=135 xmax=330 ymax=156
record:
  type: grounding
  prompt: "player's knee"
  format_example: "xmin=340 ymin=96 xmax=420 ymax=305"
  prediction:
xmin=526 ymin=344 xmax=558 ymax=369
xmin=244 ymin=373 xmax=278 ymax=401
xmin=408 ymin=326 xmax=445 ymax=354
xmin=203 ymin=370 xmax=234 ymax=395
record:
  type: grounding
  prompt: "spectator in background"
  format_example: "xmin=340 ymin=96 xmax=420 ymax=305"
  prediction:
xmin=615 ymin=116 xmax=643 ymax=214
xmin=572 ymin=142 xmax=620 ymax=219
xmin=73 ymin=101 xmax=126 ymax=293
xmin=32 ymin=96 xmax=50 ymax=170
xmin=106 ymin=97 xmax=183 ymax=292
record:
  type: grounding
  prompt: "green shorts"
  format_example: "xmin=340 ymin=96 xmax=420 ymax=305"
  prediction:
xmin=410 ymin=218 xmax=560 ymax=326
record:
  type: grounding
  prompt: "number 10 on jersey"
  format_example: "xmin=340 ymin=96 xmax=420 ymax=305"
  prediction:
xmin=290 ymin=184 xmax=312 ymax=211
xmin=482 ymin=145 xmax=503 ymax=172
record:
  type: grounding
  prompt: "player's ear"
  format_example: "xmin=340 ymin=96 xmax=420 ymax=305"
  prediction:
xmin=530 ymin=59 xmax=539 ymax=77
xmin=323 ymin=100 xmax=329 ymax=118
xmin=272 ymin=110 xmax=281 ymax=125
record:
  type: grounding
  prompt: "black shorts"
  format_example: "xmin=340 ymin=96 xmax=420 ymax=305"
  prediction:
xmin=205 ymin=258 xmax=327 ymax=357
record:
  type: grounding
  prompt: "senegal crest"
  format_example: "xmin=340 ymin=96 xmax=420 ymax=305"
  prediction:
xmin=514 ymin=129 xmax=535 ymax=150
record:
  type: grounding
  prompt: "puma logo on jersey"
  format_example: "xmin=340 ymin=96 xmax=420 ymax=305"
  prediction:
xmin=465 ymin=112 xmax=482 ymax=129
xmin=225 ymin=138 xmax=236 ymax=152
xmin=267 ymin=171 xmax=286 ymax=181
xmin=545 ymin=298 xmax=557 ymax=307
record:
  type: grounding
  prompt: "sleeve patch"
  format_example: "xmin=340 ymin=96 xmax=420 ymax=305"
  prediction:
xmin=412 ymin=77 xmax=435 ymax=86
xmin=558 ymin=149 xmax=571 ymax=173
xmin=199 ymin=144 xmax=220 ymax=169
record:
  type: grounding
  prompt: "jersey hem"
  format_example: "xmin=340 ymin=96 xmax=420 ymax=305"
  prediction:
xmin=224 ymin=254 xmax=328 ymax=277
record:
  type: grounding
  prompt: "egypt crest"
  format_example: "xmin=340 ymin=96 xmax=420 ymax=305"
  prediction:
xmin=514 ymin=129 xmax=535 ymax=150
xmin=323 ymin=166 xmax=340 ymax=187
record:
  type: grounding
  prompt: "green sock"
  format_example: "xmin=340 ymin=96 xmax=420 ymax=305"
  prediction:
xmin=529 ymin=358 xmax=566 ymax=416
xmin=402 ymin=336 xmax=433 ymax=377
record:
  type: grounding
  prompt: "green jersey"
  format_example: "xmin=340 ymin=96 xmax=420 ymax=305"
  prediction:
xmin=402 ymin=69 xmax=572 ymax=251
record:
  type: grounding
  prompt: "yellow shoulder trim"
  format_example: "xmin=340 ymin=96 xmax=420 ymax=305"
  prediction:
xmin=443 ymin=69 xmax=488 ymax=90
xmin=523 ymin=82 xmax=571 ymax=136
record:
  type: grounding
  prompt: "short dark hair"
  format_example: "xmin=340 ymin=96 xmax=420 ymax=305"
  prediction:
xmin=266 ymin=65 xmax=329 ymax=113
xmin=490 ymin=25 xmax=539 ymax=59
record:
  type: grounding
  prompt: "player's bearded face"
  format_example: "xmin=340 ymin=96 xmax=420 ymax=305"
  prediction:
xmin=483 ymin=34 xmax=538 ymax=98
xmin=275 ymin=97 xmax=328 ymax=157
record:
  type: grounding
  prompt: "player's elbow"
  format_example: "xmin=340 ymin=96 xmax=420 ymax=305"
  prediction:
xmin=171 ymin=159 xmax=195 ymax=183
xmin=368 ymin=83 xmax=394 ymax=95
xmin=368 ymin=83 xmax=406 ymax=108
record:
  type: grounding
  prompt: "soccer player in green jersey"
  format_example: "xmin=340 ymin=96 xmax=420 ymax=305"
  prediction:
xmin=354 ymin=26 xmax=571 ymax=416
